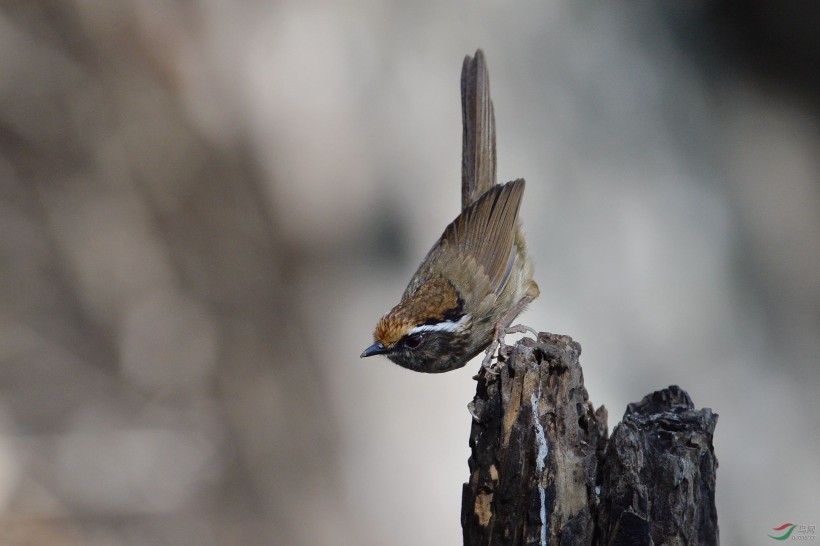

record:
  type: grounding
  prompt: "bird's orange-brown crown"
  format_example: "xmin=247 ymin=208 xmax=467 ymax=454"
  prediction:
xmin=374 ymin=277 xmax=462 ymax=347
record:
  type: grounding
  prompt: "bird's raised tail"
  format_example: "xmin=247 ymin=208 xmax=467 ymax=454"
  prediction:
xmin=461 ymin=49 xmax=497 ymax=211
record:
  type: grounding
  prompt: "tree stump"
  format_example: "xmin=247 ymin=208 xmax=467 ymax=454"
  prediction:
xmin=462 ymin=333 xmax=607 ymax=545
xmin=461 ymin=333 xmax=719 ymax=546
xmin=597 ymin=386 xmax=719 ymax=546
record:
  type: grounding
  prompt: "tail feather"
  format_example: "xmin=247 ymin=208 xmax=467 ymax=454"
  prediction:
xmin=461 ymin=49 xmax=497 ymax=210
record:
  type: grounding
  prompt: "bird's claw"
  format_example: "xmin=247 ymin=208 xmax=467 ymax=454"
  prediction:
xmin=480 ymin=322 xmax=539 ymax=375
xmin=481 ymin=341 xmax=501 ymax=375
xmin=506 ymin=323 xmax=539 ymax=338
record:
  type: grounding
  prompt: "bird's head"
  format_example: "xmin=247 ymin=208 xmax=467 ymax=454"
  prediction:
xmin=360 ymin=277 xmax=471 ymax=373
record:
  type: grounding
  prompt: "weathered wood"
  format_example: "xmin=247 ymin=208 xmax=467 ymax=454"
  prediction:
xmin=597 ymin=386 xmax=719 ymax=546
xmin=461 ymin=334 xmax=720 ymax=546
xmin=462 ymin=333 xmax=608 ymax=545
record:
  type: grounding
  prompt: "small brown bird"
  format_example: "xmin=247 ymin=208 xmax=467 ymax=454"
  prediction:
xmin=361 ymin=50 xmax=539 ymax=373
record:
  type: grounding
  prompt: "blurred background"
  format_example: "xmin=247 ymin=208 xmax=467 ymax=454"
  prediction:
xmin=1 ymin=1 xmax=818 ymax=544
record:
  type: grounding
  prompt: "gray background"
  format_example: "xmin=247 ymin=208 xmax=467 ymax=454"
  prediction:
xmin=1 ymin=1 xmax=818 ymax=544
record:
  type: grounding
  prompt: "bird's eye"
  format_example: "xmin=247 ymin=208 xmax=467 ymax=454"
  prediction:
xmin=405 ymin=334 xmax=423 ymax=349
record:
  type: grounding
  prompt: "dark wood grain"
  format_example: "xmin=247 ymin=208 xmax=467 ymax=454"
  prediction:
xmin=462 ymin=333 xmax=607 ymax=545
xmin=461 ymin=335 xmax=719 ymax=545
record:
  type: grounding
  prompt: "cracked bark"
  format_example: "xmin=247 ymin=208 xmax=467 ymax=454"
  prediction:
xmin=461 ymin=333 xmax=719 ymax=546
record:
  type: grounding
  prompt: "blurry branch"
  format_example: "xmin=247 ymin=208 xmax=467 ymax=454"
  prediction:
xmin=461 ymin=333 xmax=719 ymax=545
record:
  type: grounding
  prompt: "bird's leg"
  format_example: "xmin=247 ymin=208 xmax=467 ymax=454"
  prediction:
xmin=480 ymin=294 xmax=538 ymax=373
xmin=496 ymin=294 xmax=538 ymax=349
xmin=481 ymin=323 xmax=505 ymax=374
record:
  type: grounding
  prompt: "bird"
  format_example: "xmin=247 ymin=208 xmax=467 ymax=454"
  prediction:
xmin=360 ymin=49 xmax=539 ymax=373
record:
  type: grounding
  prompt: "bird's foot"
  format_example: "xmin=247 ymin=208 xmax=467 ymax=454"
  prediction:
xmin=505 ymin=323 xmax=538 ymax=339
xmin=481 ymin=338 xmax=501 ymax=375
xmin=481 ymin=322 xmax=539 ymax=374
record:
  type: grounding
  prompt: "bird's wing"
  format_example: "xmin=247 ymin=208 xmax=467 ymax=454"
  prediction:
xmin=419 ymin=179 xmax=524 ymax=302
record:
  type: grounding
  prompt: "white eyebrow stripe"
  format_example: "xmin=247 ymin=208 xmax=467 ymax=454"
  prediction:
xmin=408 ymin=315 xmax=469 ymax=335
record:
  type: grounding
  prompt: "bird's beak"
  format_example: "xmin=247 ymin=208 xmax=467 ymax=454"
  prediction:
xmin=360 ymin=342 xmax=388 ymax=358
